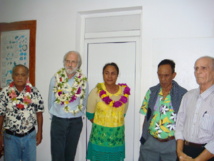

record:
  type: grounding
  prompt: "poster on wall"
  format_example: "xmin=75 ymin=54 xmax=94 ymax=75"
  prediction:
xmin=0 ymin=20 xmax=36 ymax=90
xmin=0 ymin=30 xmax=30 ymax=87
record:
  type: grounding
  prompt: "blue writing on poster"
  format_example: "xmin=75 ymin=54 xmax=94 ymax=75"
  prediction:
xmin=0 ymin=30 xmax=29 ymax=87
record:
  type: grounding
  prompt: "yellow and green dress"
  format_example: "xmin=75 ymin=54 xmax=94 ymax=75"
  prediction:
xmin=86 ymin=83 xmax=130 ymax=161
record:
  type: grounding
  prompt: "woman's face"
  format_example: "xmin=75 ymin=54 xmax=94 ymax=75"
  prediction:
xmin=103 ymin=65 xmax=118 ymax=86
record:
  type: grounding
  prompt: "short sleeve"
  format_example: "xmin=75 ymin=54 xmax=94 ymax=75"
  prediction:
xmin=31 ymin=87 xmax=45 ymax=113
xmin=0 ymin=88 xmax=8 ymax=116
xmin=86 ymin=87 xmax=98 ymax=114
xmin=139 ymin=89 xmax=151 ymax=115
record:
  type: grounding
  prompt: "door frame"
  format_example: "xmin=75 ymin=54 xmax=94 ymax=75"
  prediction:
xmin=82 ymin=36 xmax=141 ymax=161
xmin=76 ymin=8 xmax=142 ymax=160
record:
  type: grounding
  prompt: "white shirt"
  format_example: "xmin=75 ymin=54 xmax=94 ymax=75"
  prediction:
xmin=175 ymin=85 xmax=214 ymax=154
xmin=0 ymin=85 xmax=44 ymax=134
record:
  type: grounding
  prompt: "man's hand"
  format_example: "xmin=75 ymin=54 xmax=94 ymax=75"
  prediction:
xmin=36 ymin=131 xmax=42 ymax=145
xmin=36 ymin=112 xmax=43 ymax=145
xmin=0 ymin=116 xmax=5 ymax=155
xmin=178 ymin=152 xmax=211 ymax=161
xmin=178 ymin=154 xmax=194 ymax=161
xmin=0 ymin=134 xmax=4 ymax=157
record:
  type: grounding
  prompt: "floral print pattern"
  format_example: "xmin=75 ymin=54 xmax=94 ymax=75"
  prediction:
xmin=90 ymin=124 xmax=124 ymax=147
xmin=0 ymin=86 xmax=44 ymax=134
xmin=140 ymin=89 xmax=176 ymax=139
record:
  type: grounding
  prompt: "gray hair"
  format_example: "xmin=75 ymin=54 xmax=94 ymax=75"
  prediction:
xmin=63 ymin=51 xmax=82 ymax=69
xmin=12 ymin=64 xmax=29 ymax=76
xmin=196 ymin=56 xmax=214 ymax=70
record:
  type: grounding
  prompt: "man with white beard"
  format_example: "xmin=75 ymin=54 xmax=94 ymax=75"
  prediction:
xmin=48 ymin=51 xmax=88 ymax=161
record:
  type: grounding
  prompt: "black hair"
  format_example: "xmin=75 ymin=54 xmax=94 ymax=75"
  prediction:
xmin=102 ymin=62 xmax=119 ymax=75
xmin=12 ymin=64 xmax=29 ymax=75
xmin=158 ymin=59 xmax=175 ymax=73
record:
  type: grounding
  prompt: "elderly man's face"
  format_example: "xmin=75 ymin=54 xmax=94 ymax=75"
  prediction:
xmin=64 ymin=53 xmax=78 ymax=75
xmin=157 ymin=64 xmax=176 ymax=89
xmin=194 ymin=58 xmax=214 ymax=87
xmin=12 ymin=66 xmax=28 ymax=90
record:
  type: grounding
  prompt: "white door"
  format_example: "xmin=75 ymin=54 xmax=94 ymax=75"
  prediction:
xmin=86 ymin=41 xmax=136 ymax=161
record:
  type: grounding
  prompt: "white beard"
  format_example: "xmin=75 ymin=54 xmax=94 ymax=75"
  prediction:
xmin=65 ymin=66 xmax=78 ymax=75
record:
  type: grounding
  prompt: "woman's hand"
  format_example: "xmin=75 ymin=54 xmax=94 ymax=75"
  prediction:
xmin=90 ymin=118 xmax=94 ymax=123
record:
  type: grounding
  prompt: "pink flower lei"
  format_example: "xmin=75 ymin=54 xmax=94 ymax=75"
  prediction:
xmin=97 ymin=83 xmax=130 ymax=108
xmin=8 ymin=82 xmax=32 ymax=110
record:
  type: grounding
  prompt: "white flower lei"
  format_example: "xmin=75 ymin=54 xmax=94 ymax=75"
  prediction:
xmin=53 ymin=68 xmax=87 ymax=115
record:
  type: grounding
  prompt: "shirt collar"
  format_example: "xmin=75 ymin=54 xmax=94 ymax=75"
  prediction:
xmin=199 ymin=84 xmax=214 ymax=99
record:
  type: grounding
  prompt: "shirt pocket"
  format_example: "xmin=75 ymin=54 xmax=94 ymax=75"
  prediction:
xmin=199 ymin=113 xmax=214 ymax=138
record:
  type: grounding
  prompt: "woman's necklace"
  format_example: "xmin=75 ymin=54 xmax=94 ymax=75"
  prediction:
xmin=97 ymin=83 xmax=130 ymax=108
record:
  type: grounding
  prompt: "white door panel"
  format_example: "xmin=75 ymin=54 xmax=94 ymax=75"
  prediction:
xmin=87 ymin=42 xmax=136 ymax=161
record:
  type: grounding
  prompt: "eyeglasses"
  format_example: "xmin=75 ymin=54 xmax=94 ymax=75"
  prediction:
xmin=65 ymin=60 xmax=77 ymax=64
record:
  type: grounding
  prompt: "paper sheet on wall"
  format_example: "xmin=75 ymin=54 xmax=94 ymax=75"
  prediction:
xmin=0 ymin=30 xmax=29 ymax=88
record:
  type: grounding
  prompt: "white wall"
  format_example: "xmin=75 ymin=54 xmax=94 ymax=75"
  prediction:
xmin=0 ymin=0 xmax=214 ymax=160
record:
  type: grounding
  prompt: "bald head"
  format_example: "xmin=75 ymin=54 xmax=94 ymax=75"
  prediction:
xmin=194 ymin=56 xmax=214 ymax=91
xmin=195 ymin=56 xmax=214 ymax=70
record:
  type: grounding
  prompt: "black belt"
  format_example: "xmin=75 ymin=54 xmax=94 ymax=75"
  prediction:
xmin=5 ymin=127 xmax=35 ymax=137
xmin=184 ymin=140 xmax=206 ymax=148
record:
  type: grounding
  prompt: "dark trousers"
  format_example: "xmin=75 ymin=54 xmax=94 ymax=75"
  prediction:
xmin=138 ymin=135 xmax=177 ymax=161
xmin=51 ymin=116 xmax=83 ymax=161
xmin=183 ymin=145 xmax=214 ymax=161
